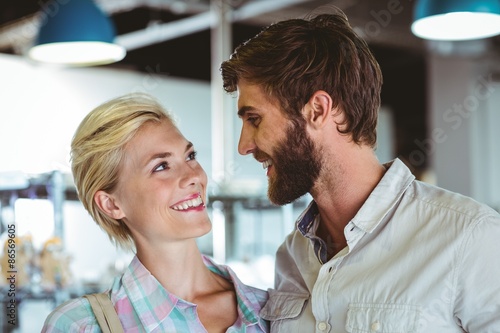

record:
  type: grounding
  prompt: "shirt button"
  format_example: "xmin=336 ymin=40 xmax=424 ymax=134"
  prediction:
xmin=328 ymin=267 xmax=333 ymax=273
xmin=318 ymin=321 xmax=327 ymax=331
xmin=371 ymin=321 xmax=381 ymax=331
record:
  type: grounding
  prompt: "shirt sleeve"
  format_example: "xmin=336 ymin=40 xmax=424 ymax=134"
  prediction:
xmin=41 ymin=297 xmax=101 ymax=333
xmin=454 ymin=212 xmax=500 ymax=331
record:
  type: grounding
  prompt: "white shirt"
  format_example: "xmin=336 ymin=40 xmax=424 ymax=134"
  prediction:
xmin=261 ymin=158 xmax=500 ymax=333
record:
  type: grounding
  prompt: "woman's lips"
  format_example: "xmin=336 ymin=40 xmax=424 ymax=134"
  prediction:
xmin=171 ymin=193 xmax=204 ymax=211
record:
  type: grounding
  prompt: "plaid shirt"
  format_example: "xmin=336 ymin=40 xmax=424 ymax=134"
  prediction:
xmin=42 ymin=255 xmax=269 ymax=332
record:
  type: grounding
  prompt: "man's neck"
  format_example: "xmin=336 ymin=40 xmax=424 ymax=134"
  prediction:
xmin=311 ymin=148 xmax=386 ymax=258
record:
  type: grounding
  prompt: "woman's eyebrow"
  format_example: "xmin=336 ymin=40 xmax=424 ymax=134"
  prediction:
xmin=146 ymin=142 xmax=193 ymax=166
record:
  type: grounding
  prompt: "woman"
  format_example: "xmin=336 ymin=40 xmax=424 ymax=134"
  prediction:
xmin=42 ymin=93 xmax=268 ymax=332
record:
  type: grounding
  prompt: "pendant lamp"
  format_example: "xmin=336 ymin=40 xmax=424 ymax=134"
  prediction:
xmin=411 ymin=0 xmax=500 ymax=41
xmin=28 ymin=0 xmax=126 ymax=66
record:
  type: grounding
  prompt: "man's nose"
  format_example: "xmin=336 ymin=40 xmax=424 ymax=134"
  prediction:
xmin=238 ymin=125 xmax=255 ymax=155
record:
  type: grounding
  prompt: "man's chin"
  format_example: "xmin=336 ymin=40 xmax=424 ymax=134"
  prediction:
xmin=267 ymin=182 xmax=307 ymax=206
xmin=267 ymin=180 xmax=287 ymax=206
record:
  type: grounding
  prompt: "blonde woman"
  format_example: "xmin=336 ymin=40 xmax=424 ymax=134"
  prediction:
xmin=42 ymin=93 xmax=268 ymax=333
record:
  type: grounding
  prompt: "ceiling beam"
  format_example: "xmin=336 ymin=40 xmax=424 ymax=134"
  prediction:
xmin=116 ymin=0 xmax=313 ymax=51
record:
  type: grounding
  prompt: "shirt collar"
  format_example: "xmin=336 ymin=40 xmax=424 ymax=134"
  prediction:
xmin=296 ymin=201 xmax=325 ymax=262
xmin=120 ymin=255 xmax=267 ymax=332
xmin=203 ymin=255 xmax=269 ymax=331
xmin=120 ymin=256 xmax=177 ymax=332
xmin=297 ymin=200 xmax=319 ymax=235
xmin=352 ymin=158 xmax=415 ymax=233
xmin=296 ymin=158 xmax=415 ymax=261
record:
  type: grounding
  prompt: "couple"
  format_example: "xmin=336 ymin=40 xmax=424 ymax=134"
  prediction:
xmin=42 ymin=9 xmax=500 ymax=333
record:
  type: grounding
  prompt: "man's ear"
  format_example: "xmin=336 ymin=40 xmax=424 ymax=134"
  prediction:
xmin=94 ymin=190 xmax=125 ymax=220
xmin=303 ymin=90 xmax=333 ymax=130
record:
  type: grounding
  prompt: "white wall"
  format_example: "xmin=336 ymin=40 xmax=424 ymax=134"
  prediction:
xmin=0 ymin=53 xmax=212 ymax=177
xmin=428 ymin=55 xmax=500 ymax=209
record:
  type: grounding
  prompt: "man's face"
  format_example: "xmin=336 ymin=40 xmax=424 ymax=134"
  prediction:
xmin=237 ymin=80 xmax=321 ymax=205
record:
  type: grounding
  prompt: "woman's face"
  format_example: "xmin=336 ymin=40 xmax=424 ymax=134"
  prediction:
xmin=110 ymin=119 xmax=211 ymax=246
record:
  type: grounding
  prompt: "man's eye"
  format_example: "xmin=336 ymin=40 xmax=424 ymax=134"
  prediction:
xmin=187 ymin=151 xmax=198 ymax=161
xmin=248 ymin=116 xmax=261 ymax=126
xmin=153 ymin=162 xmax=169 ymax=172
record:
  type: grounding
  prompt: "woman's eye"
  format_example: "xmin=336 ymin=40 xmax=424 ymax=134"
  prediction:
xmin=187 ymin=151 xmax=198 ymax=161
xmin=153 ymin=162 xmax=169 ymax=172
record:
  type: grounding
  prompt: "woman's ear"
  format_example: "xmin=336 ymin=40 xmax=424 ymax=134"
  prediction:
xmin=303 ymin=90 xmax=333 ymax=130
xmin=94 ymin=190 xmax=125 ymax=220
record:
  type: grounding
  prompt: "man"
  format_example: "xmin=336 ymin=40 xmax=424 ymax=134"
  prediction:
xmin=220 ymin=7 xmax=500 ymax=333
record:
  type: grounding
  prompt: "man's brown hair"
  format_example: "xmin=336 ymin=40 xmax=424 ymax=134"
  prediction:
xmin=221 ymin=9 xmax=383 ymax=147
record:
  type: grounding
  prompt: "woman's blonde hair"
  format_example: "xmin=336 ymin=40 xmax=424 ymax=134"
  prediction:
xmin=71 ymin=93 xmax=174 ymax=249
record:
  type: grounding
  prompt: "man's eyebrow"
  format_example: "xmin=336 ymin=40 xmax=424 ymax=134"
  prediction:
xmin=237 ymin=106 xmax=255 ymax=118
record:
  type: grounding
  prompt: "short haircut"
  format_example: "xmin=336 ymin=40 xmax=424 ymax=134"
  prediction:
xmin=221 ymin=8 xmax=382 ymax=147
xmin=70 ymin=93 xmax=174 ymax=249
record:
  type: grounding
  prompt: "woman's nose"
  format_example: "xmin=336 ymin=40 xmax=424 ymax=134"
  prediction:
xmin=180 ymin=164 xmax=207 ymax=188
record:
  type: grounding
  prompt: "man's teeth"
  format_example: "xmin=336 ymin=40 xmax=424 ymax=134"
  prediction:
xmin=172 ymin=196 xmax=204 ymax=211
xmin=262 ymin=160 xmax=272 ymax=169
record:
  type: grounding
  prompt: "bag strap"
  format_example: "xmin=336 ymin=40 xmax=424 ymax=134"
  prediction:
xmin=84 ymin=293 xmax=124 ymax=333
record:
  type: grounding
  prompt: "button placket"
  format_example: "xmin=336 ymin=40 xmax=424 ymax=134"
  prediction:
xmin=313 ymin=259 xmax=337 ymax=333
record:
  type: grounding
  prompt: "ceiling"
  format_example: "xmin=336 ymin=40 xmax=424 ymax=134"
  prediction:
xmin=0 ymin=0 xmax=430 ymax=79
xmin=1 ymin=0 xmax=499 ymax=173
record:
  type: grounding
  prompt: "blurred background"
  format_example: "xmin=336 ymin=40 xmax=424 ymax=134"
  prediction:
xmin=0 ymin=0 xmax=499 ymax=331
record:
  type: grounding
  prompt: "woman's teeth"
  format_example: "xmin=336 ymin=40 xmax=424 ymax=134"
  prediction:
xmin=172 ymin=196 xmax=204 ymax=211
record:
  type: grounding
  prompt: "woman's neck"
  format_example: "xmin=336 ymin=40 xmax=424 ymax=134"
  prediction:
xmin=134 ymin=239 xmax=229 ymax=302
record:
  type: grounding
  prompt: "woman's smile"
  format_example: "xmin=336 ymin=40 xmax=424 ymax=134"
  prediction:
xmin=171 ymin=193 xmax=205 ymax=211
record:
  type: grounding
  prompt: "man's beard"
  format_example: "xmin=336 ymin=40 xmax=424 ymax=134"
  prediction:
xmin=256 ymin=118 xmax=322 ymax=206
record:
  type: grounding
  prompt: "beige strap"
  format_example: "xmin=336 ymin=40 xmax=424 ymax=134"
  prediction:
xmin=84 ymin=293 xmax=124 ymax=333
